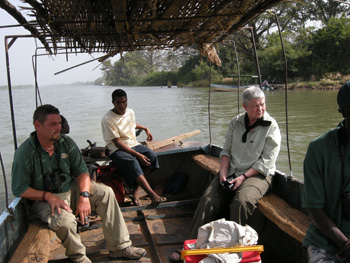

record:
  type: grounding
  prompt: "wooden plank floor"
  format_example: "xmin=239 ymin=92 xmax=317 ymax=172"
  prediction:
xmin=48 ymin=199 xmax=196 ymax=263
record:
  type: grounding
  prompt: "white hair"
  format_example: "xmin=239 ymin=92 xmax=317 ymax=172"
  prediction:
xmin=242 ymin=87 xmax=265 ymax=105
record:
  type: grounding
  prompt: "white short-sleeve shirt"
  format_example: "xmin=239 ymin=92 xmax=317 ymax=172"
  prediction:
xmin=101 ymin=108 xmax=139 ymax=154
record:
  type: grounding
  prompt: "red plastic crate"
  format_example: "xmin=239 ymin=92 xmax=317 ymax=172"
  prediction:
xmin=183 ymin=239 xmax=261 ymax=263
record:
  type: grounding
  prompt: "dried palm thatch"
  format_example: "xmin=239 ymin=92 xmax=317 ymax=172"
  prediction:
xmin=0 ymin=0 xmax=284 ymax=65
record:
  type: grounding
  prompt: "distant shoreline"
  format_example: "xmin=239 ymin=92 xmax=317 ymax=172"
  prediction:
xmin=271 ymin=83 xmax=341 ymax=90
xmin=0 ymin=82 xmax=344 ymax=90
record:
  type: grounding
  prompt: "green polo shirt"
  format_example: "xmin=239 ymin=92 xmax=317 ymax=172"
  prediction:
xmin=12 ymin=132 xmax=88 ymax=196
xmin=303 ymin=126 xmax=350 ymax=253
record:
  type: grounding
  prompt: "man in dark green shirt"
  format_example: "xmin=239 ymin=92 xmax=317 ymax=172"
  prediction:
xmin=303 ymin=81 xmax=350 ymax=262
xmin=12 ymin=104 xmax=146 ymax=263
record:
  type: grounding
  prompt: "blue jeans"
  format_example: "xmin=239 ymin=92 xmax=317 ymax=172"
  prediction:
xmin=110 ymin=144 xmax=159 ymax=187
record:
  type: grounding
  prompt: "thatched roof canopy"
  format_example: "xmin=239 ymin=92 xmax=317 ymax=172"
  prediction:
xmin=1 ymin=0 xmax=284 ymax=63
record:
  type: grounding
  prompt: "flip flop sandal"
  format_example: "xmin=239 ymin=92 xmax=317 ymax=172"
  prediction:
xmin=151 ymin=196 xmax=167 ymax=206
xmin=133 ymin=198 xmax=141 ymax=206
xmin=129 ymin=194 xmax=141 ymax=206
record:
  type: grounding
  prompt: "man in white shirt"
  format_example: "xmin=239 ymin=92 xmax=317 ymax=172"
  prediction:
xmin=101 ymin=89 xmax=166 ymax=206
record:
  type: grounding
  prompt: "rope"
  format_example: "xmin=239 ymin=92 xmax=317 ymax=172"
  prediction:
xmin=0 ymin=152 xmax=10 ymax=210
xmin=208 ymin=62 xmax=212 ymax=146
xmin=232 ymin=40 xmax=241 ymax=115
xmin=271 ymin=11 xmax=293 ymax=175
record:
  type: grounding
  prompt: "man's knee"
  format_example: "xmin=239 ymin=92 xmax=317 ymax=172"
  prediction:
xmin=136 ymin=145 xmax=158 ymax=165
xmin=198 ymin=191 xmax=222 ymax=211
xmin=91 ymin=182 xmax=115 ymax=201
xmin=230 ymin=190 xmax=259 ymax=217
xmin=104 ymin=184 xmax=117 ymax=200
xmin=49 ymin=210 xmax=77 ymax=232
xmin=148 ymin=151 xmax=157 ymax=162
xmin=199 ymin=194 xmax=213 ymax=206
xmin=233 ymin=191 xmax=258 ymax=207
xmin=235 ymin=179 xmax=267 ymax=206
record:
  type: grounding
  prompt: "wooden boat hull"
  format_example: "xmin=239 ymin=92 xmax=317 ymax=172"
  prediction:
xmin=210 ymin=84 xmax=260 ymax=92
xmin=0 ymin=197 xmax=27 ymax=263
xmin=2 ymin=142 xmax=308 ymax=263
xmin=211 ymin=84 xmax=244 ymax=92
xmin=213 ymin=88 xmax=244 ymax=92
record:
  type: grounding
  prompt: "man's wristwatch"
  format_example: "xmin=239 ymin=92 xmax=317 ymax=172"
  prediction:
xmin=80 ymin=191 xmax=90 ymax=198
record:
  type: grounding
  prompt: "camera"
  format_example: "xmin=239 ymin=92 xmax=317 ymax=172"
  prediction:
xmin=342 ymin=192 xmax=350 ymax=220
xmin=43 ymin=170 xmax=64 ymax=193
xmin=220 ymin=174 xmax=236 ymax=190
xmin=77 ymin=216 xmax=89 ymax=227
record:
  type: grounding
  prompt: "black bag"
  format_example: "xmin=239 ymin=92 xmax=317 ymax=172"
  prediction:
xmin=81 ymin=140 xmax=108 ymax=158
xmin=164 ymin=173 xmax=188 ymax=194
xmin=43 ymin=171 xmax=63 ymax=193
xmin=89 ymin=147 xmax=108 ymax=158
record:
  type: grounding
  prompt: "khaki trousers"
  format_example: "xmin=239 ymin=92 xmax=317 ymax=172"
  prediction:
xmin=190 ymin=174 xmax=272 ymax=239
xmin=30 ymin=181 xmax=132 ymax=261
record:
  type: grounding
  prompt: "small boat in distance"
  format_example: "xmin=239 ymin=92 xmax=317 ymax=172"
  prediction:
xmin=211 ymin=83 xmax=244 ymax=92
xmin=211 ymin=83 xmax=258 ymax=92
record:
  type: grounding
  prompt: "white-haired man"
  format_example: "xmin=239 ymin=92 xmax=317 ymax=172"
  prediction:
xmin=190 ymin=86 xmax=281 ymax=237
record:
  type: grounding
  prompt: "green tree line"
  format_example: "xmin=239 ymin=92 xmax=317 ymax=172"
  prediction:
xmin=96 ymin=1 xmax=350 ymax=87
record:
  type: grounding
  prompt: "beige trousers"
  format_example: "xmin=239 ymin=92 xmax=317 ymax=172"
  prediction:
xmin=30 ymin=181 xmax=132 ymax=261
xmin=190 ymin=174 xmax=272 ymax=239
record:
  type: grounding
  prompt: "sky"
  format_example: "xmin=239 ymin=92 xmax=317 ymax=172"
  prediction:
xmin=0 ymin=1 xmax=117 ymax=86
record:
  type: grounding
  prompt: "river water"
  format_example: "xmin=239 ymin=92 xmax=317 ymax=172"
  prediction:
xmin=0 ymin=85 xmax=341 ymax=213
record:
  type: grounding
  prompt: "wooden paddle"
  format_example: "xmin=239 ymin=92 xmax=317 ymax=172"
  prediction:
xmin=146 ymin=130 xmax=201 ymax=150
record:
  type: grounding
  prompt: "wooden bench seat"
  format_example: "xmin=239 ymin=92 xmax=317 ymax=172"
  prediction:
xmin=9 ymin=220 xmax=55 ymax=263
xmin=192 ymin=154 xmax=220 ymax=175
xmin=257 ymin=193 xmax=310 ymax=243
xmin=192 ymin=153 xmax=310 ymax=243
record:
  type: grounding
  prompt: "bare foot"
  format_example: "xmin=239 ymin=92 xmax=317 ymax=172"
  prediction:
xmin=129 ymin=194 xmax=141 ymax=206
xmin=153 ymin=180 xmax=165 ymax=195
xmin=169 ymin=249 xmax=181 ymax=262
xmin=133 ymin=185 xmax=142 ymax=205
xmin=150 ymin=196 xmax=167 ymax=206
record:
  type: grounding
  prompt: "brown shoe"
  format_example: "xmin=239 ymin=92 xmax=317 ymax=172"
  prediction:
xmin=109 ymin=245 xmax=146 ymax=260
